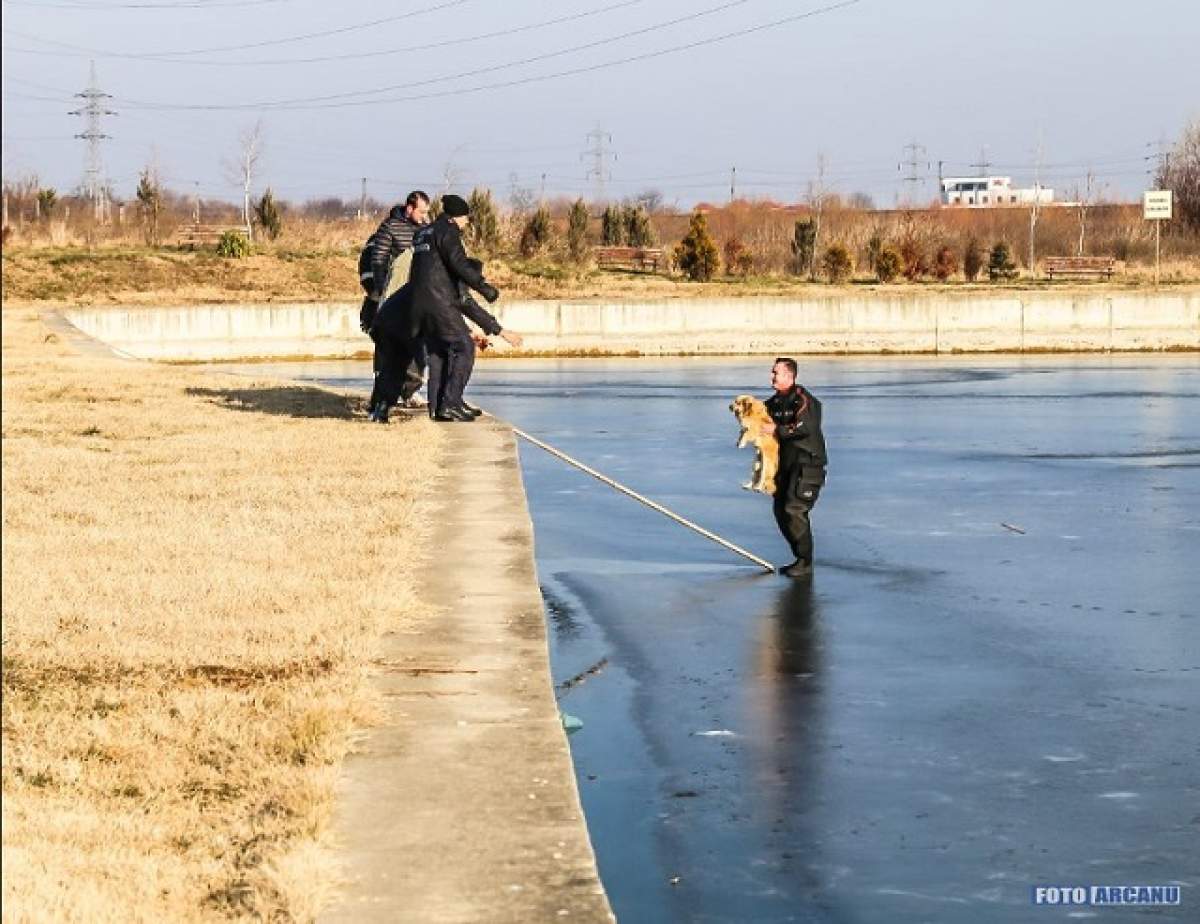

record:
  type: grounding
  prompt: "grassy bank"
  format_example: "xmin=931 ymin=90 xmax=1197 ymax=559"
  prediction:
xmin=4 ymin=246 xmax=1197 ymax=308
xmin=1 ymin=306 xmax=444 ymax=920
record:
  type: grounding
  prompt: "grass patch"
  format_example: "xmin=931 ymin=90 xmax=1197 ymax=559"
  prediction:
xmin=3 ymin=246 xmax=1196 ymax=308
xmin=1 ymin=306 xmax=445 ymax=920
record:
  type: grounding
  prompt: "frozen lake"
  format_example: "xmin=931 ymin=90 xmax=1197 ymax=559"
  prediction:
xmin=277 ymin=354 xmax=1200 ymax=922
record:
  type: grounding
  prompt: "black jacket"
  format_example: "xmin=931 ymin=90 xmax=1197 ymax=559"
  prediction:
xmin=360 ymin=205 xmax=420 ymax=297
xmin=372 ymin=283 xmax=420 ymax=343
xmin=409 ymin=215 xmax=500 ymax=340
xmin=766 ymin=386 xmax=827 ymax=470
xmin=374 ymin=280 xmax=500 ymax=343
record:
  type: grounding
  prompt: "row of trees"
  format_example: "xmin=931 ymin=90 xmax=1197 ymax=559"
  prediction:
xmin=672 ymin=210 xmax=1026 ymax=283
xmin=4 ymin=121 xmax=1197 ymax=264
xmin=459 ymin=190 xmax=656 ymax=260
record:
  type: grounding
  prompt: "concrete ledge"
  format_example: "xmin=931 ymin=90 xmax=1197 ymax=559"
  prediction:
xmin=319 ymin=417 xmax=613 ymax=924
xmin=64 ymin=290 xmax=1200 ymax=359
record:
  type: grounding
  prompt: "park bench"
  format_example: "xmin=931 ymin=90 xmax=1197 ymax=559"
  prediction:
xmin=1044 ymin=256 xmax=1118 ymax=280
xmin=170 ymin=223 xmax=248 ymax=249
xmin=594 ymin=245 xmax=666 ymax=273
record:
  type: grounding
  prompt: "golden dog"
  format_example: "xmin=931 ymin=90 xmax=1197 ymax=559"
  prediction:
xmin=729 ymin=395 xmax=778 ymax=494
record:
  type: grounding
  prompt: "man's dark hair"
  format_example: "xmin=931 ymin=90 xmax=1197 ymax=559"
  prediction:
xmin=406 ymin=190 xmax=430 ymax=208
xmin=774 ymin=357 xmax=798 ymax=376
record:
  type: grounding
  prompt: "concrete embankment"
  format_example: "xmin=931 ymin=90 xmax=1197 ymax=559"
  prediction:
xmin=320 ymin=417 xmax=613 ymax=923
xmin=66 ymin=289 xmax=1200 ymax=360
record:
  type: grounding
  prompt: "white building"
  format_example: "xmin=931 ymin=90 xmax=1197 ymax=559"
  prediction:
xmin=941 ymin=176 xmax=1054 ymax=207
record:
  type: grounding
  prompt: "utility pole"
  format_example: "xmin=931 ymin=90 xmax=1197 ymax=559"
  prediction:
xmin=359 ymin=177 xmax=367 ymax=220
xmin=898 ymin=140 xmax=928 ymax=205
xmin=970 ymin=146 xmax=993 ymax=175
xmin=1145 ymin=136 xmax=1173 ymax=183
xmin=540 ymin=172 xmax=547 ymax=205
xmin=193 ymin=181 xmax=201 ymax=224
xmin=730 ymin=166 xmax=737 ymax=203
xmin=70 ymin=61 xmax=115 ymax=223
xmin=581 ymin=125 xmax=616 ymax=204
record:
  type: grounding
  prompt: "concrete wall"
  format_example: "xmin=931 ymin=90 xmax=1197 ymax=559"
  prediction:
xmin=66 ymin=290 xmax=1200 ymax=360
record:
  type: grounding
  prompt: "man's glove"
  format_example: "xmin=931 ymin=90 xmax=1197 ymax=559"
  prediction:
xmin=359 ymin=297 xmax=379 ymax=334
xmin=479 ymin=282 xmax=500 ymax=304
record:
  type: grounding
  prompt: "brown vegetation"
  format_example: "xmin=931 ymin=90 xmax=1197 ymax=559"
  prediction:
xmin=1 ymin=307 xmax=444 ymax=919
xmin=3 ymin=195 xmax=1199 ymax=308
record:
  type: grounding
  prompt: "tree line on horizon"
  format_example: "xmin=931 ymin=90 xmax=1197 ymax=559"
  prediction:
xmin=4 ymin=123 xmax=1198 ymax=282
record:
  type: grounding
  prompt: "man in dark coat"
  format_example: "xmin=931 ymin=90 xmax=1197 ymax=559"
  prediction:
xmin=764 ymin=357 xmax=828 ymax=578
xmin=409 ymin=194 xmax=524 ymax=422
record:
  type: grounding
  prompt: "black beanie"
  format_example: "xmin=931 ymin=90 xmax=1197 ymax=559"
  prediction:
xmin=442 ymin=194 xmax=470 ymax=218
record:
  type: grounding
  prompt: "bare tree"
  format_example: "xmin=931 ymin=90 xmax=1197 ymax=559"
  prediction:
xmin=224 ymin=119 xmax=264 ymax=241
xmin=806 ymin=153 xmax=830 ymax=279
xmin=1028 ymin=136 xmax=1043 ymax=273
xmin=1071 ymin=169 xmax=1096 ymax=256
xmin=441 ymin=142 xmax=467 ymax=194
xmin=1158 ymin=119 xmax=1200 ymax=232
xmin=634 ymin=188 xmax=664 ymax=214
xmin=508 ymin=171 xmax=536 ymax=215
xmin=136 ymin=164 xmax=163 ymax=245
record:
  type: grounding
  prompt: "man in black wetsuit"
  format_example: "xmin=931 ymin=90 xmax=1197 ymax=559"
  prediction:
xmin=764 ymin=357 xmax=828 ymax=579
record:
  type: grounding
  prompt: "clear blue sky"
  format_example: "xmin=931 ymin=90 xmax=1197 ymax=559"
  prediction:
xmin=2 ymin=0 xmax=1197 ymax=208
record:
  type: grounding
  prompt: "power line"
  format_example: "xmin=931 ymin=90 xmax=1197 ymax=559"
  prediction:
xmin=5 ymin=0 xmax=472 ymax=58
xmin=3 ymin=1 xmax=644 ymax=66
xmin=3 ymin=0 xmax=294 ymax=7
xmin=1145 ymin=136 xmax=1173 ymax=182
xmin=116 ymin=0 xmax=756 ymax=109
xmin=969 ymin=146 xmax=992 ymax=174
xmin=110 ymin=0 xmax=863 ymax=111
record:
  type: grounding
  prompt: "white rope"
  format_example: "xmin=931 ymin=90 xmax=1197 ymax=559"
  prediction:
xmin=507 ymin=423 xmax=777 ymax=573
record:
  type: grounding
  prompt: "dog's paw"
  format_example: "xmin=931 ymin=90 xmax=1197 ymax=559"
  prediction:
xmin=760 ymin=480 xmax=777 ymax=495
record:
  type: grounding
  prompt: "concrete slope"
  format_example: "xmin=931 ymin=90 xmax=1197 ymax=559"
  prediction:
xmin=320 ymin=415 xmax=614 ymax=924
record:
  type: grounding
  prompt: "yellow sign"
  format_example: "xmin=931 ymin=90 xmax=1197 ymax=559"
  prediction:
xmin=1143 ymin=190 xmax=1173 ymax=220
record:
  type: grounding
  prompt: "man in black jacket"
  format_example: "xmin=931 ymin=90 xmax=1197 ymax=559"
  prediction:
xmin=410 ymin=194 xmax=523 ymax=421
xmin=765 ymin=357 xmax=828 ymax=578
xmin=357 ymin=190 xmax=429 ymax=333
xmin=364 ymin=283 xmax=425 ymax=423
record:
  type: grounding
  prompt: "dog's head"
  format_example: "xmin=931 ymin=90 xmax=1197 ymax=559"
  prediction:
xmin=729 ymin=394 xmax=757 ymax=421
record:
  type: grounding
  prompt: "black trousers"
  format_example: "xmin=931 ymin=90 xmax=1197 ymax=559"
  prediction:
xmin=425 ymin=333 xmax=475 ymax=417
xmin=773 ymin=459 xmax=825 ymax=564
xmin=369 ymin=332 xmax=426 ymax=408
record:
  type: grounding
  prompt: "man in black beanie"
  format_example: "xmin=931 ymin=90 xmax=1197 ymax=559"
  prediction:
xmin=409 ymin=194 xmax=524 ymax=421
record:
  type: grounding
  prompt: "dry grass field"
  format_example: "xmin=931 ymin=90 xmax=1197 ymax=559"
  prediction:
xmin=1 ymin=306 xmax=444 ymax=921
xmin=3 ymin=245 xmax=1197 ymax=312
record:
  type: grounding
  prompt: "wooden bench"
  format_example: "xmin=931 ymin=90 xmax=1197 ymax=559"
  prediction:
xmin=1044 ymin=256 xmax=1118 ymax=280
xmin=170 ymin=223 xmax=247 ymax=249
xmin=594 ymin=245 xmax=666 ymax=273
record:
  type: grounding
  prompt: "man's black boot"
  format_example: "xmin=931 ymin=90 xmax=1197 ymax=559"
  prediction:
xmin=779 ymin=559 xmax=813 ymax=579
xmin=458 ymin=401 xmax=483 ymax=417
xmin=435 ymin=406 xmax=475 ymax=422
xmin=367 ymin=402 xmax=389 ymax=423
